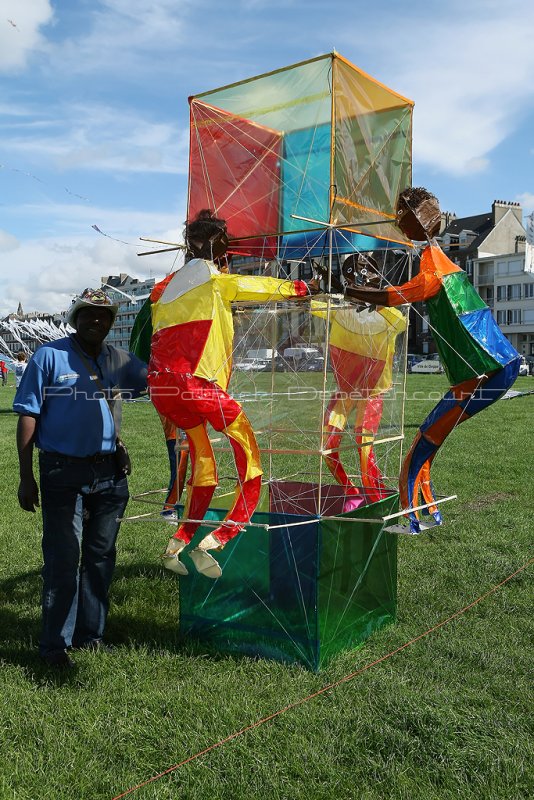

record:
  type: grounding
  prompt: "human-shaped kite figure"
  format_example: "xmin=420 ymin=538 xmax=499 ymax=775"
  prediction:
xmin=130 ymin=302 xmax=189 ymax=518
xmin=148 ymin=209 xmax=311 ymax=577
xmin=314 ymin=254 xmax=406 ymax=510
xmin=346 ymin=187 xmax=520 ymax=532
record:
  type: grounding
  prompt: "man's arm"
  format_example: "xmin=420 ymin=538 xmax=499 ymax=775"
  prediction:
xmin=16 ymin=415 xmax=39 ymax=512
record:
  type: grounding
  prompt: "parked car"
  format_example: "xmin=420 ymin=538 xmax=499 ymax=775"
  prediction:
xmin=410 ymin=356 xmax=444 ymax=374
xmin=234 ymin=358 xmax=270 ymax=372
xmin=305 ymin=356 xmax=325 ymax=372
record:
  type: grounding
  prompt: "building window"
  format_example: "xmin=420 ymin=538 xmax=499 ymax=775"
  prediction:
xmin=497 ymin=286 xmax=506 ymax=301
xmin=507 ymin=309 xmax=521 ymax=325
xmin=497 ymin=310 xmax=506 ymax=325
xmin=524 ymin=283 xmax=534 ymax=299
xmin=508 ymin=284 xmax=521 ymax=300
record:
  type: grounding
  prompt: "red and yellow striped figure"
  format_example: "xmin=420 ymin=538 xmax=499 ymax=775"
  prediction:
xmin=149 ymin=210 xmax=309 ymax=578
xmin=314 ymin=268 xmax=406 ymax=509
xmin=129 ymin=277 xmax=190 ymax=519
xmin=346 ymin=188 xmax=520 ymax=532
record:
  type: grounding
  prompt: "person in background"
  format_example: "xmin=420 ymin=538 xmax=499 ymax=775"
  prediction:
xmin=0 ymin=359 xmax=8 ymax=386
xmin=14 ymin=351 xmax=28 ymax=389
xmin=14 ymin=288 xmax=147 ymax=669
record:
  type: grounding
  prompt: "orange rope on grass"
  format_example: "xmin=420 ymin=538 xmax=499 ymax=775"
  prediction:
xmin=112 ymin=556 xmax=533 ymax=799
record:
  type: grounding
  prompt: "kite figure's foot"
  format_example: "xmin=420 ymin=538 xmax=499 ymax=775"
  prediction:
xmin=189 ymin=532 xmax=224 ymax=580
xmin=419 ymin=509 xmax=443 ymax=530
xmin=342 ymin=495 xmax=366 ymax=513
xmin=385 ymin=523 xmax=420 ymax=535
xmin=161 ymin=536 xmax=188 ymax=575
xmin=385 ymin=516 xmax=421 ymax=535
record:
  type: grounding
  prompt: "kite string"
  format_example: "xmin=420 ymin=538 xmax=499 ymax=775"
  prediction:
xmin=110 ymin=556 xmax=533 ymax=800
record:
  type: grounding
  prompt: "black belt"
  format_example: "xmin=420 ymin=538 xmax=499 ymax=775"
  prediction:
xmin=40 ymin=451 xmax=115 ymax=464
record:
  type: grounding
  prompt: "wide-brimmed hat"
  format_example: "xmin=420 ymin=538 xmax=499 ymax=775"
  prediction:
xmin=66 ymin=288 xmax=119 ymax=327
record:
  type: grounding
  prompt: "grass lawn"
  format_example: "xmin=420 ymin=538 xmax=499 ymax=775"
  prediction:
xmin=0 ymin=374 xmax=532 ymax=800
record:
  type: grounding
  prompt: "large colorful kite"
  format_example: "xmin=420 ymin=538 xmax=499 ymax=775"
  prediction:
xmin=131 ymin=52 xmax=416 ymax=668
xmin=346 ymin=187 xmax=521 ymax=533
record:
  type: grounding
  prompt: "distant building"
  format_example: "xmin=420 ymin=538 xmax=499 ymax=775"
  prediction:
xmin=100 ymin=274 xmax=155 ymax=350
xmin=414 ymin=200 xmax=528 ymax=355
xmin=440 ymin=200 xmax=525 ymax=280
xmin=472 ymin=251 xmax=534 ymax=356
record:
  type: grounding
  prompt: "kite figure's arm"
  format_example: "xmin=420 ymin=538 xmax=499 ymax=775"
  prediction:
xmin=219 ymin=273 xmax=309 ymax=303
xmin=346 ymin=270 xmax=441 ymax=307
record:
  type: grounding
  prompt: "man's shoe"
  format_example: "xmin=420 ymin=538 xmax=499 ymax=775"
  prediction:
xmin=41 ymin=650 xmax=75 ymax=669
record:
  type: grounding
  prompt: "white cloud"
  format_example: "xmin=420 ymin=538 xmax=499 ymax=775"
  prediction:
xmin=335 ymin=1 xmax=534 ymax=176
xmin=0 ymin=229 xmax=19 ymax=252
xmin=516 ymin=193 xmax=534 ymax=215
xmin=1 ymin=101 xmax=189 ymax=175
xmin=0 ymin=0 xmax=53 ymax=71
xmin=0 ymin=201 xmax=186 ymax=316
xmin=41 ymin=0 xmax=192 ymax=78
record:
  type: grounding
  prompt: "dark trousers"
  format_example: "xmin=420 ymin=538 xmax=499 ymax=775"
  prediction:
xmin=38 ymin=452 xmax=129 ymax=656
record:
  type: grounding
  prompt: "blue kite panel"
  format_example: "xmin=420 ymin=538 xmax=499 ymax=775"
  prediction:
xmin=281 ymin=124 xmax=331 ymax=233
xmin=460 ymin=307 xmax=519 ymax=366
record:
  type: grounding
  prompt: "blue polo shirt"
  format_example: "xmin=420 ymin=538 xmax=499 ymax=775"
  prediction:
xmin=13 ymin=336 xmax=147 ymax=457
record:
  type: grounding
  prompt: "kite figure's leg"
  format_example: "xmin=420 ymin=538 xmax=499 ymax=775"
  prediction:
xmin=162 ymin=423 xmax=217 ymax=574
xmin=175 ymin=423 xmax=217 ymax=543
xmin=205 ymin=410 xmax=263 ymax=544
xmin=322 ymin=393 xmax=363 ymax=511
xmin=400 ymin=359 xmax=520 ymax=532
xmin=355 ymin=395 xmax=387 ymax=504
xmin=189 ymin=410 xmax=263 ymax=579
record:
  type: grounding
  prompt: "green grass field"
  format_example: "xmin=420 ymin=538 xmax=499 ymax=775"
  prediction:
xmin=0 ymin=375 xmax=532 ymax=800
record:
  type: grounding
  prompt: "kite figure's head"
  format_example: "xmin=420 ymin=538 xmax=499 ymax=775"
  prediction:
xmin=185 ymin=209 xmax=229 ymax=266
xmin=342 ymin=252 xmax=381 ymax=289
xmin=396 ymin=187 xmax=441 ymax=241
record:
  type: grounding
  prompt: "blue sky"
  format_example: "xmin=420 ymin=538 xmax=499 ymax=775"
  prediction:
xmin=1 ymin=0 xmax=534 ymax=316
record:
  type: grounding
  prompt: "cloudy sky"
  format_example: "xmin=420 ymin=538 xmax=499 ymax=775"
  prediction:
xmin=1 ymin=0 xmax=534 ymax=316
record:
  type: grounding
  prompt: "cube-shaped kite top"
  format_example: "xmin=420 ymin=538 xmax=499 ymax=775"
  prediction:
xmin=188 ymin=52 xmax=413 ymax=256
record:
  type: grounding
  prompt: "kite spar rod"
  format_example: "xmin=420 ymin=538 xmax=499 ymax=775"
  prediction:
xmin=289 ymin=213 xmax=409 ymax=230
xmin=382 ymin=495 xmax=458 ymax=522
xmin=136 ymin=237 xmax=186 ymax=257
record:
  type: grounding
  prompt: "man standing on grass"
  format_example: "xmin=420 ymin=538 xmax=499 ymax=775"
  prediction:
xmin=14 ymin=288 xmax=147 ymax=669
